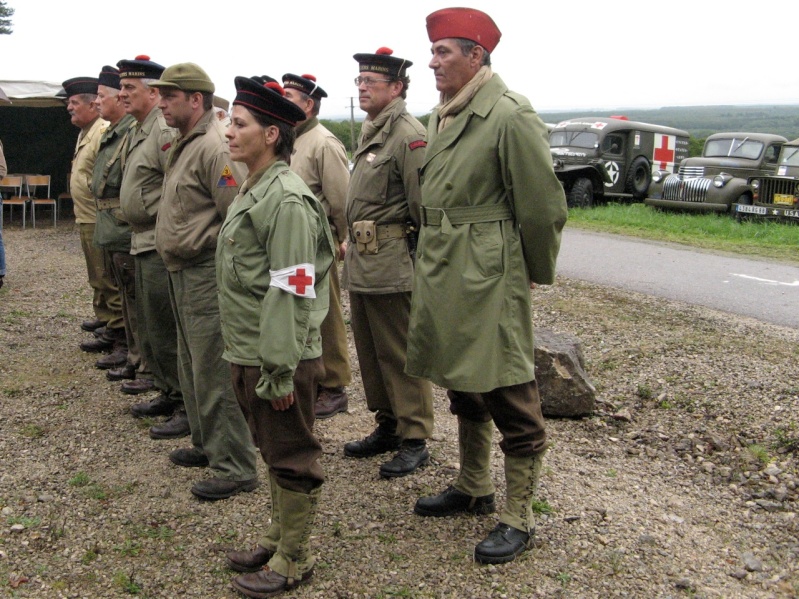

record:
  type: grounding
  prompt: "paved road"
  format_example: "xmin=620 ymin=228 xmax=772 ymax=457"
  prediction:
xmin=557 ymin=229 xmax=799 ymax=329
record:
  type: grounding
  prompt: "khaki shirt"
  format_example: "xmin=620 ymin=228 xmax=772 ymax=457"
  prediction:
xmin=343 ymin=99 xmax=426 ymax=294
xmin=120 ymin=106 xmax=175 ymax=255
xmin=71 ymin=117 xmax=108 ymax=224
xmin=290 ymin=117 xmax=349 ymax=243
xmin=0 ymin=140 xmax=6 ymax=178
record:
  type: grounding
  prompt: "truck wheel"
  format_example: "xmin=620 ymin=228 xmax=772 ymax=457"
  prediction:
xmin=625 ymin=157 xmax=651 ymax=200
xmin=568 ymin=178 xmax=593 ymax=208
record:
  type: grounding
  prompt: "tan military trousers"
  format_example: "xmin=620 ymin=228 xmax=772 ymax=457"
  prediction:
xmin=318 ymin=260 xmax=352 ymax=389
xmin=79 ymin=223 xmax=122 ymax=328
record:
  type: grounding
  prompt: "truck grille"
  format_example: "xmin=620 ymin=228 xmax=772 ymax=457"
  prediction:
xmin=662 ymin=177 xmax=712 ymax=202
xmin=678 ymin=165 xmax=705 ymax=178
xmin=758 ymin=177 xmax=798 ymax=205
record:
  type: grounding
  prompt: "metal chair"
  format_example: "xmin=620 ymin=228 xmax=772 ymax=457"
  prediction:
xmin=0 ymin=175 xmax=28 ymax=227
xmin=26 ymin=175 xmax=57 ymax=227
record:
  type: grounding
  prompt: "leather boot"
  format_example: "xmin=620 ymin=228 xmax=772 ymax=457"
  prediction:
xmin=474 ymin=452 xmax=544 ymax=564
xmin=130 ymin=394 xmax=179 ymax=418
xmin=191 ymin=477 xmax=259 ymax=501
xmin=95 ymin=349 xmax=128 ymax=370
xmin=149 ymin=410 xmax=190 ymax=439
xmin=415 ymin=418 xmax=495 ymax=516
xmin=80 ymin=327 xmax=125 ymax=353
xmin=227 ymin=473 xmax=281 ymax=572
xmin=121 ymin=378 xmax=155 ymax=395
xmin=379 ymin=440 xmax=429 ymax=478
xmin=81 ymin=318 xmax=107 ymax=332
xmin=314 ymin=386 xmax=348 ymax=419
xmin=106 ymin=363 xmax=137 ymax=381
xmin=343 ymin=424 xmax=400 ymax=458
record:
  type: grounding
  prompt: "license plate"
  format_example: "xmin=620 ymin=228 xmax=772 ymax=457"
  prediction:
xmin=774 ymin=193 xmax=796 ymax=205
xmin=784 ymin=210 xmax=799 ymax=219
xmin=736 ymin=205 xmax=767 ymax=215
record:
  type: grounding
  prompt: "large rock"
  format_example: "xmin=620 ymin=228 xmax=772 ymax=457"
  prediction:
xmin=535 ymin=327 xmax=596 ymax=417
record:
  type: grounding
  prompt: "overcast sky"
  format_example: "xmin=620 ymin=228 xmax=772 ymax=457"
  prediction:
xmin=2 ymin=0 xmax=797 ymax=119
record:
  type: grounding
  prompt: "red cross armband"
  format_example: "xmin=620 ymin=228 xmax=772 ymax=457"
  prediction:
xmin=270 ymin=264 xmax=316 ymax=298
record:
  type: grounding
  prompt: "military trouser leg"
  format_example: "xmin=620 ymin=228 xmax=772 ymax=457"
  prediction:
xmin=80 ymin=223 xmax=122 ymax=327
xmin=110 ymin=251 xmax=141 ymax=369
xmin=134 ymin=251 xmax=181 ymax=400
xmin=349 ymin=291 xmax=434 ymax=440
xmin=453 ymin=416 xmax=495 ymax=498
xmin=168 ymin=261 xmax=257 ymax=482
xmin=318 ymin=260 xmax=351 ymax=389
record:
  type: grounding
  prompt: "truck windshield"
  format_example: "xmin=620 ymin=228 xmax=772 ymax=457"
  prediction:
xmin=704 ymin=138 xmax=764 ymax=160
xmin=779 ymin=146 xmax=799 ymax=166
xmin=549 ymin=131 xmax=599 ymax=149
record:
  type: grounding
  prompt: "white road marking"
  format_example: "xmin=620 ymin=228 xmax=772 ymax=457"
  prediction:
xmin=731 ymin=274 xmax=799 ymax=287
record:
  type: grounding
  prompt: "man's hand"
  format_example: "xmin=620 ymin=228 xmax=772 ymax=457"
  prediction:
xmin=271 ymin=392 xmax=295 ymax=411
xmin=338 ymin=240 xmax=348 ymax=262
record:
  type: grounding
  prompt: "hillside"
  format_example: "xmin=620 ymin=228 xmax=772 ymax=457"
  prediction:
xmin=538 ymin=105 xmax=799 ymax=140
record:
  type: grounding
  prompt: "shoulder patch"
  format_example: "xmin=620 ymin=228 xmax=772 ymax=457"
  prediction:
xmin=217 ymin=164 xmax=238 ymax=188
xmin=408 ymin=140 xmax=427 ymax=151
xmin=161 ymin=142 xmax=171 ymax=152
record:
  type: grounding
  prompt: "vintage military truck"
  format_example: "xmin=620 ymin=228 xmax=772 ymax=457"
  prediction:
xmin=549 ymin=117 xmax=689 ymax=208
xmin=733 ymin=138 xmax=799 ymax=222
xmin=645 ymin=132 xmax=787 ymax=213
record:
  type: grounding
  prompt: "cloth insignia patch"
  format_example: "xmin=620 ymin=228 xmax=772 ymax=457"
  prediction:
xmin=409 ymin=140 xmax=427 ymax=151
xmin=161 ymin=142 xmax=171 ymax=151
xmin=270 ymin=263 xmax=316 ymax=298
xmin=217 ymin=164 xmax=238 ymax=188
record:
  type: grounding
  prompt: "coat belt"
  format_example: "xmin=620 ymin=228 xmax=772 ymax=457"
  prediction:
xmin=348 ymin=222 xmax=408 ymax=242
xmin=420 ymin=204 xmax=514 ymax=226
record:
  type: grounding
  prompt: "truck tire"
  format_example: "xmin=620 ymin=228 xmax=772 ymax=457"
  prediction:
xmin=625 ymin=156 xmax=651 ymax=200
xmin=568 ymin=178 xmax=593 ymax=208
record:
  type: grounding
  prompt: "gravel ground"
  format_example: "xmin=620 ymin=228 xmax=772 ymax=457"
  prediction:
xmin=0 ymin=223 xmax=797 ymax=599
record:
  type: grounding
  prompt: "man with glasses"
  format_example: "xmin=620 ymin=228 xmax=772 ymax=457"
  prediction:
xmin=342 ymin=47 xmax=434 ymax=479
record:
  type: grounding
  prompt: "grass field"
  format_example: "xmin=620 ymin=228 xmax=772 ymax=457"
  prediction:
xmin=566 ymin=203 xmax=799 ymax=264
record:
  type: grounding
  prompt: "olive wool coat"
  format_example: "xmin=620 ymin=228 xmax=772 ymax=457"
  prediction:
xmin=406 ymin=74 xmax=568 ymax=393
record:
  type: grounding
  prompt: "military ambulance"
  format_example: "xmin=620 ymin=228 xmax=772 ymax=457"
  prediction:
xmin=734 ymin=138 xmax=799 ymax=222
xmin=549 ymin=116 xmax=689 ymax=208
xmin=645 ymin=132 xmax=786 ymax=213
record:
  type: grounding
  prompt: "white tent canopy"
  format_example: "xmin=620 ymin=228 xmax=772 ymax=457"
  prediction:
xmin=0 ymin=80 xmax=65 ymax=107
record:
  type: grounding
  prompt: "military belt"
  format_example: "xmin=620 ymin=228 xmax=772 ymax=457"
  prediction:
xmin=96 ymin=197 xmax=121 ymax=211
xmin=349 ymin=222 xmax=407 ymax=242
xmin=420 ymin=204 xmax=514 ymax=226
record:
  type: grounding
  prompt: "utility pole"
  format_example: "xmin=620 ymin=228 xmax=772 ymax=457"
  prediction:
xmin=348 ymin=97 xmax=356 ymax=154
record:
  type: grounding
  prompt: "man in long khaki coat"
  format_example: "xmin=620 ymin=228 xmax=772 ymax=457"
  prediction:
xmin=282 ymin=72 xmax=352 ymax=419
xmin=151 ymin=63 xmax=257 ymax=501
xmin=407 ymin=8 xmax=568 ymax=565
xmin=343 ymin=48 xmax=434 ymax=479
xmin=62 ymin=77 xmax=124 ymax=357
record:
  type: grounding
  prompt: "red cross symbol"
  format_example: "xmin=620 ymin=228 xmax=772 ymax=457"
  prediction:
xmin=288 ymin=268 xmax=313 ymax=295
xmin=654 ymin=135 xmax=676 ymax=170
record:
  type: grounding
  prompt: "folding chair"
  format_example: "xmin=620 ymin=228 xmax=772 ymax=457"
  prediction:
xmin=0 ymin=175 xmax=28 ymax=228
xmin=26 ymin=175 xmax=57 ymax=228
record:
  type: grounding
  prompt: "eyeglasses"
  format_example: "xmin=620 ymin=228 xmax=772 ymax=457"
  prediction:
xmin=354 ymin=76 xmax=393 ymax=87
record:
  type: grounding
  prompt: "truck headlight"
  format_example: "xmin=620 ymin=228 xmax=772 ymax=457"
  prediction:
xmin=651 ymin=171 xmax=666 ymax=183
xmin=750 ymin=179 xmax=760 ymax=190
xmin=713 ymin=174 xmax=732 ymax=188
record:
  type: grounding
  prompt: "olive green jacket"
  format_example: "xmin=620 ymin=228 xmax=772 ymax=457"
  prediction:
xmin=406 ymin=75 xmax=568 ymax=392
xmin=120 ymin=107 xmax=175 ymax=255
xmin=216 ymin=162 xmax=334 ymax=401
xmin=342 ymin=99 xmax=426 ymax=294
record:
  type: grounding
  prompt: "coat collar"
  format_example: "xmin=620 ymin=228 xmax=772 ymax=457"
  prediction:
xmin=352 ymin=98 xmax=407 ymax=160
xmin=423 ymin=75 xmax=507 ymax=169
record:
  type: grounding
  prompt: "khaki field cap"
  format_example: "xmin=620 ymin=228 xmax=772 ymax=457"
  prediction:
xmin=151 ymin=63 xmax=215 ymax=94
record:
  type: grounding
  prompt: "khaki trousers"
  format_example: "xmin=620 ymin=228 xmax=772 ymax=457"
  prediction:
xmin=110 ymin=251 xmax=141 ymax=369
xmin=79 ymin=222 xmax=122 ymax=328
xmin=318 ymin=260 xmax=351 ymax=389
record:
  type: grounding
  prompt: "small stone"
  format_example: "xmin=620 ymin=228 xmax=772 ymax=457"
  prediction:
xmin=742 ymin=552 xmax=763 ymax=572
xmin=730 ymin=570 xmax=748 ymax=580
xmin=675 ymin=578 xmax=693 ymax=591
xmin=764 ymin=465 xmax=781 ymax=477
xmin=1 ymin=507 xmax=12 ymax=516
xmin=10 ymin=524 xmax=24 ymax=533
xmin=612 ymin=408 xmax=632 ymax=422
xmin=638 ymin=534 xmax=657 ymax=545
xmin=563 ymin=515 xmax=580 ymax=523
xmin=37 ymin=494 xmax=53 ymax=503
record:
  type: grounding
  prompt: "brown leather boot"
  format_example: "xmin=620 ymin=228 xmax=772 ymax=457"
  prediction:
xmin=314 ymin=386 xmax=348 ymax=419
xmin=226 ymin=545 xmax=274 ymax=573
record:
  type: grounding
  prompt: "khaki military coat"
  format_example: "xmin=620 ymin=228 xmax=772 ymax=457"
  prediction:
xmin=290 ymin=117 xmax=349 ymax=244
xmin=155 ymin=110 xmax=245 ymax=272
xmin=120 ymin=107 xmax=175 ymax=254
xmin=406 ymin=75 xmax=568 ymax=393
xmin=343 ymin=99 xmax=426 ymax=294
xmin=71 ymin=117 xmax=108 ymax=224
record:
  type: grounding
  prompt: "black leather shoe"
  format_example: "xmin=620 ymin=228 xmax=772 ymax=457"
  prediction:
xmin=315 ymin=386 xmax=348 ymax=419
xmin=169 ymin=447 xmax=209 ymax=468
xmin=231 ymin=566 xmax=312 ymax=597
xmin=130 ymin=394 xmax=180 ymax=418
xmin=474 ymin=523 xmax=532 ymax=564
xmin=92 ymin=326 xmax=107 ymax=338
xmin=121 ymin=378 xmax=155 ymax=395
xmin=414 ymin=486 xmax=496 ymax=517
xmin=106 ymin=363 xmax=137 ymax=381
xmin=95 ymin=349 xmax=128 ymax=370
xmin=80 ymin=336 xmax=114 ymax=353
xmin=379 ymin=441 xmax=430 ymax=478
xmin=344 ymin=426 xmax=400 ymax=458
xmin=191 ymin=477 xmax=258 ymax=501
xmin=226 ymin=545 xmax=274 ymax=573
xmin=81 ymin=319 xmax=107 ymax=332
xmin=150 ymin=410 xmax=190 ymax=439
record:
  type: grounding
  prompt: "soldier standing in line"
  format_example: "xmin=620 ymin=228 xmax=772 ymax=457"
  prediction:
xmin=282 ymin=72 xmax=352 ymax=419
xmin=62 ymin=77 xmax=125 ymax=360
xmin=90 ymin=66 xmax=141 ymax=381
xmin=117 ymin=56 xmax=189 ymax=440
xmin=150 ymin=64 xmax=258 ymax=500
xmin=342 ymin=48 xmax=434 ymax=478
xmin=407 ymin=8 xmax=568 ymax=565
